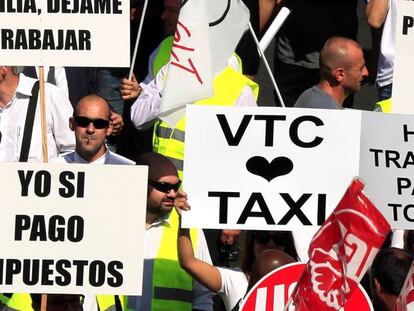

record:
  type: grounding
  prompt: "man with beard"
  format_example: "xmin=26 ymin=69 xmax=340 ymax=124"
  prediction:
xmin=59 ymin=94 xmax=134 ymax=164
xmin=294 ymin=37 xmax=369 ymax=110
xmin=127 ymin=152 xmax=213 ymax=311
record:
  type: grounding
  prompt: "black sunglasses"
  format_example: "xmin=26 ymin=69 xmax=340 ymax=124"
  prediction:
xmin=74 ymin=116 xmax=110 ymax=129
xmin=148 ymin=180 xmax=181 ymax=193
xmin=253 ymin=231 xmax=287 ymax=245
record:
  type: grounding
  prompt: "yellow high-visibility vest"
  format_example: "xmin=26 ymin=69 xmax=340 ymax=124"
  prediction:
xmin=0 ymin=293 xmax=126 ymax=311
xmin=151 ymin=209 xmax=198 ymax=311
xmin=152 ymin=36 xmax=174 ymax=78
xmin=375 ymin=98 xmax=392 ymax=113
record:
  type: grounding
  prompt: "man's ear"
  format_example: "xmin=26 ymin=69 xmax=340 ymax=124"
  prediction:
xmin=333 ymin=68 xmax=345 ymax=83
xmin=69 ymin=117 xmax=75 ymax=131
xmin=374 ymin=278 xmax=383 ymax=293
xmin=0 ymin=66 xmax=7 ymax=77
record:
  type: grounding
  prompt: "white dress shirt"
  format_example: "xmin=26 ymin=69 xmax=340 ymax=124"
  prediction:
xmin=131 ymin=55 xmax=257 ymax=128
xmin=0 ymin=74 xmax=75 ymax=162
xmin=56 ymin=149 xmax=135 ymax=165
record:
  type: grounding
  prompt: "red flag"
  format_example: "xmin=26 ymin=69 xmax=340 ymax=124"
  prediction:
xmin=291 ymin=178 xmax=390 ymax=310
xmin=394 ymin=262 xmax=414 ymax=311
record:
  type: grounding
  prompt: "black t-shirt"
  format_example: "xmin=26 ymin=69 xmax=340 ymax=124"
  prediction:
xmin=276 ymin=0 xmax=358 ymax=67
xmin=235 ymin=0 xmax=261 ymax=76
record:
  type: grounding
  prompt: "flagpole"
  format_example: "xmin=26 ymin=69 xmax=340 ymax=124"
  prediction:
xmin=259 ymin=7 xmax=290 ymax=52
xmin=40 ymin=293 xmax=47 ymax=311
xmin=38 ymin=66 xmax=48 ymax=162
xmin=128 ymin=0 xmax=149 ymax=80
xmin=247 ymin=22 xmax=285 ymax=107
xmin=283 ymin=296 xmax=293 ymax=311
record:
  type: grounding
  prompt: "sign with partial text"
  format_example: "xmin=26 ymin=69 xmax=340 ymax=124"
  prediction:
xmin=0 ymin=0 xmax=130 ymax=66
xmin=183 ymin=106 xmax=414 ymax=230
xmin=389 ymin=0 xmax=414 ymax=113
xmin=0 ymin=162 xmax=147 ymax=295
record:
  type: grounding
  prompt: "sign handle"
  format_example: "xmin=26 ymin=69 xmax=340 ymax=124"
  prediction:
xmin=259 ymin=7 xmax=291 ymax=52
xmin=38 ymin=66 xmax=48 ymax=162
xmin=247 ymin=22 xmax=285 ymax=107
xmin=129 ymin=0 xmax=149 ymax=80
xmin=283 ymin=296 xmax=293 ymax=311
xmin=41 ymin=294 xmax=47 ymax=311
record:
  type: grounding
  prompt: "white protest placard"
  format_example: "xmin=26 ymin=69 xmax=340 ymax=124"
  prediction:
xmin=182 ymin=106 xmax=414 ymax=230
xmin=182 ymin=106 xmax=361 ymax=230
xmin=390 ymin=0 xmax=414 ymax=113
xmin=0 ymin=162 xmax=146 ymax=295
xmin=0 ymin=0 xmax=130 ymax=66
xmin=360 ymin=112 xmax=414 ymax=229
xmin=160 ymin=0 xmax=250 ymax=125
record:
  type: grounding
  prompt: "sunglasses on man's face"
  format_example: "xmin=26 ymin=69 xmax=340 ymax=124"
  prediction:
xmin=253 ymin=231 xmax=287 ymax=245
xmin=148 ymin=180 xmax=181 ymax=193
xmin=74 ymin=116 xmax=110 ymax=129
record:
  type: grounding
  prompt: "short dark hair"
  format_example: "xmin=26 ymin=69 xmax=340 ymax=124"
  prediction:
xmin=240 ymin=230 xmax=299 ymax=276
xmin=370 ymin=247 xmax=413 ymax=296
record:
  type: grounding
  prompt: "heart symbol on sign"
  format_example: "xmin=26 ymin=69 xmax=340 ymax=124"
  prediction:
xmin=246 ymin=156 xmax=294 ymax=182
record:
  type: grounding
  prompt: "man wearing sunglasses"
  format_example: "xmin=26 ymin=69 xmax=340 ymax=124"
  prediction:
xmin=54 ymin=94 xmax=133 ymax=311
xmin=58 ymin=94 xmax=134 ymax=165
xmin=127 ymin=152 xmax=213 ymax=311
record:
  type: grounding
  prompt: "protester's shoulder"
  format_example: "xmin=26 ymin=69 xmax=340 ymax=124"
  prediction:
xmin=217 ymin=266 xmax=247 ymax=290
xmin=294 ymin=86 xmax=320 ymax=108
xmin=107 ymin=151 xmax=135 ymax=165
xmin=16 ymin=73 xmax=38 ymax=96
xmin=51 ymin=151 xmax=75 ymax=163
xmin=40 ymin=77 xmax=71 ymax=103
xmin=227 ymin=54 xmax=242 ymax=73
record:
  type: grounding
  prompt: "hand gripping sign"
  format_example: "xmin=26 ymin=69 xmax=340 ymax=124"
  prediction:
xmin=394 ymin=261 xmax=414 ymax=311
xmin=291 ymin=178 xmax=391 ymax=310
xmin=240 ymin=262 xmax=373 ymax=311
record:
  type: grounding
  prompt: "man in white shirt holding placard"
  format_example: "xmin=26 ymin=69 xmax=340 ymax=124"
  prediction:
xmin=0 ymin=66 xmax=75 ymax=162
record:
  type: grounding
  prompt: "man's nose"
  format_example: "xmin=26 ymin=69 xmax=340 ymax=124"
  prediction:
xmin=85 ymin=122 xmax=95 ymax=133
xmin=362 ymin=65 xmax=369 ymax=77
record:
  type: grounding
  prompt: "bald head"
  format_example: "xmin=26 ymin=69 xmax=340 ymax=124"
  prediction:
xmin=320 ymin=37 xmax=363 ymax=76
xmin=69 ymin=94 xmax=113 ymax=162
xmin=135 ymin=152 xmax=178 ymax=181
xmin=247 ymin=249 xmax=296 ymax=292
xmin=75 ymin=94 xmax=111 ymax=120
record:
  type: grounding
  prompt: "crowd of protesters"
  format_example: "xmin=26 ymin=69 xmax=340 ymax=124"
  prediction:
xmin=0 ymin=0 xmax=410 ymax=310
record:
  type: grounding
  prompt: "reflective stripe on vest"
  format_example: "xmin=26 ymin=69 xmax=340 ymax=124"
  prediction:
xmin=151 ymin=209 xmax=198 ymax=311
xmin=155 ymin=126 xmax=185 ymax=143
xmin=153 ymin=36 xmax=174 ymax=78
xmin=153 ymin=66 xmax=259 ymax=179
xmin=0 ymin=293 xmax=124 ymax=311
xmin=375 ymin=98 xmax=392 ymax=113
xmin=2 ymin=305 xmax=20 ymax=311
